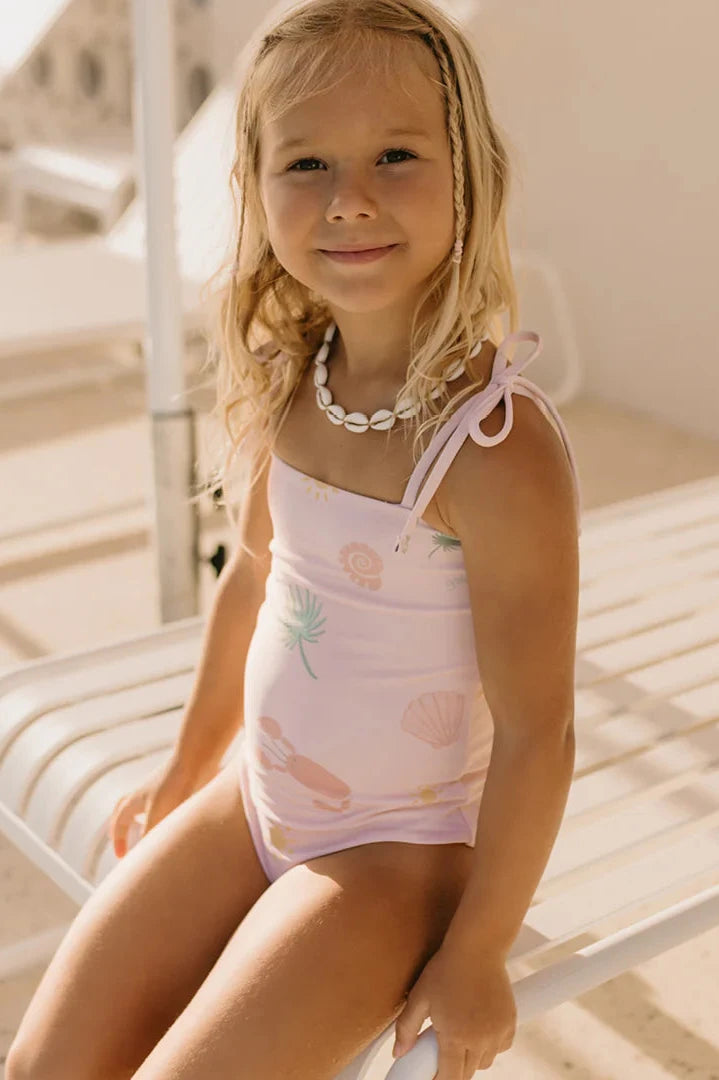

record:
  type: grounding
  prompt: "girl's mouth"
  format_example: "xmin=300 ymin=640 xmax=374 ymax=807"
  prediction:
xmin=319 ymin=245 xmax=399 ymax=263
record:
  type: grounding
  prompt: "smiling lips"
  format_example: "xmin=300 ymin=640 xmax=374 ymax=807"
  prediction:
xmin=319 ymin=244 xmax=399 ymax=263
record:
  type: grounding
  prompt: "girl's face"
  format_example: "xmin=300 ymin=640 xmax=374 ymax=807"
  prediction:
xmin=257 ymin=45 xmax=456 ymax=316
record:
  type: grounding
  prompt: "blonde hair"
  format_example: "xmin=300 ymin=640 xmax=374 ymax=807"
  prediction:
xmin=199 ymin=0 xmax=520 ymax=549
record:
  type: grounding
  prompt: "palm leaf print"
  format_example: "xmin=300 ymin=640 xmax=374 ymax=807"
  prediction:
xmin=279 ymin=584 xmax=327 ymax=680
xmin=429 ymin=531 xmax=462 ymax=558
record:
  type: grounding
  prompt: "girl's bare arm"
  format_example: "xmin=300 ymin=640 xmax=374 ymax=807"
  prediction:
xmin=171 ymin=455 xmax=273 ymax=779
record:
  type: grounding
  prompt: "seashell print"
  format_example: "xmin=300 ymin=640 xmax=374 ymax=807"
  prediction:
xmin=401 ymin=690 xmax=466 ymax=748
xmin=339 ymin=541 xmax=383 ymax=590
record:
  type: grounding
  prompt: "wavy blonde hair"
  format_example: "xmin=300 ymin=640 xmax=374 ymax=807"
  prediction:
xmin=199 ymin=0 xmax=520 ymax=546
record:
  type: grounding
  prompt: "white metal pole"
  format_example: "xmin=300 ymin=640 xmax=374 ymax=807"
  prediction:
xmin=130 ymin=0 xmax=199 ymax=622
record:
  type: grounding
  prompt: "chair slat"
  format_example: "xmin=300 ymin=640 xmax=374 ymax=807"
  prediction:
xmin=64 ymin=749 xmax=179 ymax=879
xmin=580 ymin=518 xmax=719 ymax=580
xmin=580 ymin=547 xmax=719 ymax=612
xmin=569 ymin=727 xmax=718 ymax=819
xmin=578 ymin=479 xmax=719 ymax=545
xmin=513 ymin=829 xmax=719 ymax=961
xmin=0 ymin=675 xmax=194 ymax=812
xmin=582 ymin=608 xmax=719 ymax=672
xmin=540 ymin=768 xmax=719 ymax=894
xmin=23 ymin=713 xmax=181 ymax=843
xmin=578 ymin=578 xmax=719 ymax=650
xmin=0 ymin=632 xmax=202 ymax=757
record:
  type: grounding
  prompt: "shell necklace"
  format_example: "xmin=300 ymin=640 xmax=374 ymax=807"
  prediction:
xmin=313 ymin=320 xmax=489 ymax=433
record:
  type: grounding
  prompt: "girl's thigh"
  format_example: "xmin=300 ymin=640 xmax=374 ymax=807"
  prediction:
xmin=7 ymin=762 xmax=270 ymax=1080
xmin=131 ymin=839 xmax=474 ymax=1080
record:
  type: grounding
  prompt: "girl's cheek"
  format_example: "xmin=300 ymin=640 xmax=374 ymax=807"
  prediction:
xmin=383 ymin=176 xmax=432 ymax=208
xmin=277 ymin=187 xmax=322 ymax=218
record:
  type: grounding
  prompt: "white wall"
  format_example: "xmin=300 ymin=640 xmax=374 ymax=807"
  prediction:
xmin=210 ymin=0 xmax=269 ymax=78
xmin=468 ymin=0 xmax=718 ymax=440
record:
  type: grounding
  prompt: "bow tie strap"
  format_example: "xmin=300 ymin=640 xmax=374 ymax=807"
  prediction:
xmin=393 ymin=331 xmax=582 ymax=554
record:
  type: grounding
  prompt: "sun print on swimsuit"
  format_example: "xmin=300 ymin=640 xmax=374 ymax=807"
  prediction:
xmin=302 ymin=475 xmax=340 ymax=501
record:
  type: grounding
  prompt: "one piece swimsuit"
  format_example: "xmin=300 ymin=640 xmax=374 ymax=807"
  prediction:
xmin=235 ymin=328 xmax=583 ymax=883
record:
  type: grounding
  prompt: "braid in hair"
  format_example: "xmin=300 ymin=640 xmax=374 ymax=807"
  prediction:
xmin=420 ymin=25 xmax=467 ymax=265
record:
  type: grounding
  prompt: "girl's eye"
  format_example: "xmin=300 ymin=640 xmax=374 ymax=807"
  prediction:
xmin=286 ymin=147 xmax=416 ymax=172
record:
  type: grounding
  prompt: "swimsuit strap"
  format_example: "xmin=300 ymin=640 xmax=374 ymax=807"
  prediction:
xmin=394 ymin=330 xmax=583 ymax=554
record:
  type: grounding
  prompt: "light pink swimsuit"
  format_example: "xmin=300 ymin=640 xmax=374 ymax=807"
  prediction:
xmin=235 ymin=330 xmax=582 ymax=883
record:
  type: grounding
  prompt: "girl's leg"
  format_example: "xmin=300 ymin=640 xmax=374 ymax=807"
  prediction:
xmin=130 ymin=839 xmax=474 ymax=1080
xmin=6 ymin=763 xmax=271 ymax=1080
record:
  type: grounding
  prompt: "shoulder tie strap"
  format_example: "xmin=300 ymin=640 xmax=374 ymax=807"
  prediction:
xmin=394 ymin=331 xmax=583 ymax=554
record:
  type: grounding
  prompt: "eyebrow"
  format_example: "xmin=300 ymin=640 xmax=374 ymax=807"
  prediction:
xmin=273 ymin=127 xmax=432 ymax=153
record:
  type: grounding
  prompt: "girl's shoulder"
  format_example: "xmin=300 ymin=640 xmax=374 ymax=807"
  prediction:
xmin=443 ymin=388 xmax=578 ymax=536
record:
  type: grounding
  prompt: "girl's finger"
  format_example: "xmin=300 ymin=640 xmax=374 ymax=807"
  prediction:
xmin=464 ymin=1050 xmax=481 ymax=1078
xmin=112 ymin=818 xmax=128 ymax=857
xmin=110 ymin=801 xmax=138 ymax=854
xmin=107 ymin=798 xmax=127 ymax=840
xmin=477 ymin=1048 xmax=496 ymax=1071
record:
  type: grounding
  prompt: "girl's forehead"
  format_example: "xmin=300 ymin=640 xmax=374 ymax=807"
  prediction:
xmin=260 ymin=50 xmax=444 ymax=142
xmin=258 ymin=33 xmax=443 ymax=128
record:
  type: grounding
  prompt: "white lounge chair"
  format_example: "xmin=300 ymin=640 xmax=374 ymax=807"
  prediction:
xmin=1 ymin=474 xmax=718 ymax=1080
xmin=6 ymin=135 xmax=136 ymax=239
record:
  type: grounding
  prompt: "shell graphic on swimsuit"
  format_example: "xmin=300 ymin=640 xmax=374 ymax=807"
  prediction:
xmin=278 ymin=583 xmax=326 ymax=680
xmin=339 ymin=541 xmax=383 ymax=591
xmin=256 ymin=715 xmax=352 ymax=812
xmin=429 ymin=531 xmax=462 ymax=558
xmin=401 ymin=690 xmax=466 ymax=748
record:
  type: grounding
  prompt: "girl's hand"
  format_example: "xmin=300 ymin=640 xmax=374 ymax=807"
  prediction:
xmin=107 ymin=754 xmax=220 ymax=859
xmin=392 ymin=940 xmax=517 ymax=1078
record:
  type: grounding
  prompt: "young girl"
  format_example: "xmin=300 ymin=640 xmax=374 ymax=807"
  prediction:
xmin=8 ymin=2 xmax=581 ymax=1079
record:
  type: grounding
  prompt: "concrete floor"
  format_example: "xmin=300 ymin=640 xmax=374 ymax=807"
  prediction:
xmin=1 ymin=205 xmax=719 ymax=1077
